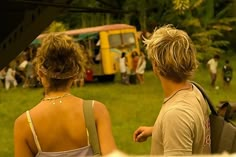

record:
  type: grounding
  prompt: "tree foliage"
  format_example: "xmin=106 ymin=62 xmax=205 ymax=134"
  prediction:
xmin=43 ymin=21 xmax=68 ymax=33
xmin=52 ymin=0 xmax=236 ymax=61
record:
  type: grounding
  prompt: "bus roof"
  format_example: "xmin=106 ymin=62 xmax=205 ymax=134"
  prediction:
xmin=37 ymin=24 xmax=136 ymax=39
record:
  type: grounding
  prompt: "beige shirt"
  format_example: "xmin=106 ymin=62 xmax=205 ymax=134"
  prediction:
xmin=151 ymin=84 xmax=211 ymax=156
xmin=207 ymin=58 xmax=218 ymax=74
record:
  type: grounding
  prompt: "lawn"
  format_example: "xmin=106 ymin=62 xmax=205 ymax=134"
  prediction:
xmin=0 ymin=55 xmax=236 ymax=156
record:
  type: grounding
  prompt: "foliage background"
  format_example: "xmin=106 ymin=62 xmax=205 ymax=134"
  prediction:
xmin=42 ymin=0 xmax=236 ymax=63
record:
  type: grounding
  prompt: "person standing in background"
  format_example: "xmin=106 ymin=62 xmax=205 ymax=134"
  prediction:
xmin=23 ymin=55 xmax=35 ymax=88
xmin=207 ymin=54 xmax=220 ymax=88
xmin=0 ymin=67 xmax=6 ymax=88
xmin=130 ymin=51 xmax=139 ymax=84
xmin=136 ymin=53 xmax=146 ymax=84
xmin=5 ymin=64 xmax=17 ymax=90
xmin=119 ymin=52 xmax=129 ymax=85
xmin=222 ymin=59 xmax=233 ymax=87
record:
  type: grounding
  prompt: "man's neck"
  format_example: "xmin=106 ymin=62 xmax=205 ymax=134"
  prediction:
xmin=159 ymin=76 xmax=190 ymax=98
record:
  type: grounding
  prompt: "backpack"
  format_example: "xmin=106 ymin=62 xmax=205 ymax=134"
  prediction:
xmin=192 ymin=81 xmax=236 ymax=153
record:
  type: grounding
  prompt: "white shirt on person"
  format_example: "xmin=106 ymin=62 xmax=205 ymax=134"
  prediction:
xmin=207 ymin=58 xmax=218 ymax=74
xmin=136 ymin=57 xmax=146 ymax=74
xmin=18 ymin=60 xmax=28 ymax=71
xmin=119 ymin=57 xmax=127 ymax=73
xmin=5 ymin=68 xmax=16 ymax=80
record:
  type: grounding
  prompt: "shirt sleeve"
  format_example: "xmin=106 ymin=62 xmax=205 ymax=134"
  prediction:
xmin=161 ymin=106 xmax=195 ymax=156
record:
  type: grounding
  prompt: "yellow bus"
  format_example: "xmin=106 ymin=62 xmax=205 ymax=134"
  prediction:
xmin=34 ymin=24 xmax=140 ymax=81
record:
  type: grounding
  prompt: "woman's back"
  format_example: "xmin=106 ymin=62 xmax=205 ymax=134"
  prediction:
xmin=15 ymin=94 xmax=116 ymax=156
xmin=28 ymin=95 xmax=87 ymax=152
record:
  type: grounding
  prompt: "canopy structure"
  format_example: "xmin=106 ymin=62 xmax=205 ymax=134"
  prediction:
xmin=31 ymin=23 xmax=136 ymax=44
xmin=74 ymin=33 xmax=99 ymax=41
xmin=0 ymin=0 xmax=74 ymax=69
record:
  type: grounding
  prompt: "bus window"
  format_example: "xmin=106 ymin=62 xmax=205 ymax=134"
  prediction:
xmin=108 ymin=34 xmax=122 ymax=48
xmin=122 ymin=32 xmax=136 ymax=47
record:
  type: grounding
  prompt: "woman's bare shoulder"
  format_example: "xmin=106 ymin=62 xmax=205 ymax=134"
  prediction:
xmin=14 ymin=112 xmax=28 ymax=134
xmin=92 ymin=100 xmax=110 ymax=119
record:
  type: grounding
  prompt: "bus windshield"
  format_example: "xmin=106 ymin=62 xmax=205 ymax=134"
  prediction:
xmin=108 ymin=32 xmax=136 ymax=48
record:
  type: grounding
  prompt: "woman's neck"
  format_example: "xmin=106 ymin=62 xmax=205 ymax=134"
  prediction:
xmin=44 ymin=89 xmax=71 ymax=97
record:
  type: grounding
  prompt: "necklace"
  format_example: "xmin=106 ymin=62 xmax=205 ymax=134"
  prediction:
xmin=164 ymin=84 xmax=192 ymax=104
xmin=42 ymin=93 xmax=71 ymax=104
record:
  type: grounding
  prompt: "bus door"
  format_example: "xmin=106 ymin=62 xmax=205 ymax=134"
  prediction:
xmin=91 ymin=35 xmax=104 ymax=77
xmin=102 ymin=30 xmax=123 ymax=75
xmin=75 ymin=33 xmax=103 ymax=80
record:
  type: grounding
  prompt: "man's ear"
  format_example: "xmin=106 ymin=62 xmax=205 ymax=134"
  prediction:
xmin=152 ymin=61 xmax=157 ymax=67
xmin=152 ymin=61 xmax=159 ymax=75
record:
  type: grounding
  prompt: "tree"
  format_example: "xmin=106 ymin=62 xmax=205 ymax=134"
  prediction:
xmin=171 ymin=0 xmax=236 ymax=61
xmin=43 ymin=21 xmax=68 ymax=33
xmin=52 ymin=0 xmax=236 ymax=60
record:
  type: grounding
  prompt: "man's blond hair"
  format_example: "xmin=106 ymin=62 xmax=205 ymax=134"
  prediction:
xmin=143 ymin=25 xmax=198 ymax=82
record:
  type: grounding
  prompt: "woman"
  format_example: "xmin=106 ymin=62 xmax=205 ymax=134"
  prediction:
xmin=119 ymin=52 xmax=129 ymax=85
xmin=14 ymin=33 xmax=117 ymax=157
xmin=136 ymin=53 xmax=146 ymax=84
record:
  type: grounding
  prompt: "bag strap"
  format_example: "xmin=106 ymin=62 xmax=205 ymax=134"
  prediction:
xmin=83 ymin=100 xmax=101 ymax=156
xmin=191 ymin=81 xmax=218 ymax=115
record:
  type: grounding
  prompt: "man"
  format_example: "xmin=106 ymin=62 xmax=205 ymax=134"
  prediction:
xmin=207 ymin=54 xmax=220 ymax=87
xmin=133 ymin=25 xmax=211 ymax=156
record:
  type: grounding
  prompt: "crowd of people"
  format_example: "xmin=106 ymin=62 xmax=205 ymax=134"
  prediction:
xmin=0 ymin=38 xmax=149 ymax=91
xmin=0 ymin=46 xmax=39 ymax=90
xmin=119 ymin=50 xmax=147 ymax=85
xmin=0 ymin=48 xmax=148 ymax=91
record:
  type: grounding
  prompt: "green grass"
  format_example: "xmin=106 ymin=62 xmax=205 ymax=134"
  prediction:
xmin=1 ymin=55 xmax=236 ymax=156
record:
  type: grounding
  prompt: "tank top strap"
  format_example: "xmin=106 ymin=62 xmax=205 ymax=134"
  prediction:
xmin=26 ymin=110 xmax=42 ymax=152
xmin=86 ymin=129 xmax=90 ymax=145
xmin=85 ymin=100 xmax=95 ymax=146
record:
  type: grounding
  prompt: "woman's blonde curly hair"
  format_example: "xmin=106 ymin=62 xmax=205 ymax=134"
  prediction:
xmin=34 ymin=33 xmax=85 ymax=89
